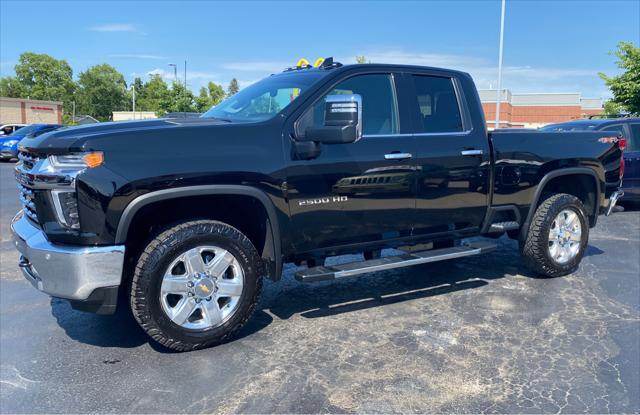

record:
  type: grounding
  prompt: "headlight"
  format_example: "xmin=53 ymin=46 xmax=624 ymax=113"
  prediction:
xmin=48 ymin=152 xmax=104 ymax=170
xmin=3 ymin=140 xmax=18 ymax=147
xmin=46 ymin=152 xmax=102 ymax=229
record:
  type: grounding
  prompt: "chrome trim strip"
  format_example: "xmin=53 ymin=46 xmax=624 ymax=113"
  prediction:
xmin=384 ymin=152 xmax=413 ymax=160
xmin=363 ymin=130 xmax=472 ymax=138
xmin=461 ymin=149 xmax=484 ymax=156
xmin=333 ymin=245 xmax=487 ymax=279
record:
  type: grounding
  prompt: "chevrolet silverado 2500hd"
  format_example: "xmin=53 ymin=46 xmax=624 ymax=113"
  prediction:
xmin=12 ymin=60 xmax=625 ymax=351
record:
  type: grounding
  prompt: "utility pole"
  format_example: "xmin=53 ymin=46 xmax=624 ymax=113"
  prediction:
xmin=184 ymin=60 xmax=188 ymax=113
xmin=168 ymin=63 xmax=177 ymax=83
xmin=495 ymin=0 xmax=506 ymax=130
xmin=132 ymin=83 xmax=136 ymax=119
xmin=72 ymin=101 xmax=75 ymax=124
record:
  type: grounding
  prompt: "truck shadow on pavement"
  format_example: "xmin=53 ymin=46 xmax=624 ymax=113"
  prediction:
xmin=48 ymin=238 xmax=601 ymax=351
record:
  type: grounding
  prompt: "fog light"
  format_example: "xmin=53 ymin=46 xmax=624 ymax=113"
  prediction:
xmin=51 ymin=190 xmax=80 ymax=229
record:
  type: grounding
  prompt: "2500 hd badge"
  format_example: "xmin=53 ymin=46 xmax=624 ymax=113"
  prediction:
xmin=299 ymin=196 xmax=348 ymax=206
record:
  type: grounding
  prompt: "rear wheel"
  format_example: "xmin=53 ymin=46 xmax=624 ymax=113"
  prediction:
xmin=520 ymin=193 xmax=589 ymax=277
xmin=130 ymin=220 xmax=263 ymax=351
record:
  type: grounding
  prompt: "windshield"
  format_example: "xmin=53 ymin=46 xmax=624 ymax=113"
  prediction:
xmin=540 ymin=123 xmax=599 ymax=132
xmin=202 ymin=72 xmax=326 ymax=122
xmin=7 ymin=124 xmax=40 ymax=136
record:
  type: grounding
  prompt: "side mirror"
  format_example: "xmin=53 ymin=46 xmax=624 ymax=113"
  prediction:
xmin=305 ymin=94 xmax=362 ymax=144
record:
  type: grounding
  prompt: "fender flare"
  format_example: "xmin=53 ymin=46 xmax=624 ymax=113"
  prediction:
xmin=115 ymin=185 xmax=282 ymax=280
xmin=522 ymin=167 xmax=600 ymax=234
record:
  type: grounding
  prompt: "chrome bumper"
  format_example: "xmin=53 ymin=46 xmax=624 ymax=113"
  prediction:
xmin=10 ymin=211 xmax=125 ymax=300
xmin=605 ymin=189 xmax=624 ymax=216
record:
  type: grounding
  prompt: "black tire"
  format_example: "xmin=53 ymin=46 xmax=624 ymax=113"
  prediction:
xmin=520 ymin=193 xmax=589 ymax=277
xmin=130 ymin=220 xmax=263 ymax=351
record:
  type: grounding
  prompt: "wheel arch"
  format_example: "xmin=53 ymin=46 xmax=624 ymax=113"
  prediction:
xmin=115 ymin=185 xmax=282 ymax=280
xmin=523 ymin=167 xmax=600 ymax=235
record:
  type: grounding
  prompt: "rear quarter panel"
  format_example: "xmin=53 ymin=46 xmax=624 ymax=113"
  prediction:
xmin=490 ymin=130 xmax=622 ymax=221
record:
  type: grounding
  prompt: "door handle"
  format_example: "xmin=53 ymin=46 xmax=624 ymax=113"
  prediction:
xmin=385 ymin=153 xmax=413 ymax=160
xmin=461 ymin=149 xmax=483 ymax=156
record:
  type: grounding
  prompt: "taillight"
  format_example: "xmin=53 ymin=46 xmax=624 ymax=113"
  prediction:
xmin=618 ymin=137 xmax=627 ymax=151
xmin=620 ymin=155 xmax=625 ymax=180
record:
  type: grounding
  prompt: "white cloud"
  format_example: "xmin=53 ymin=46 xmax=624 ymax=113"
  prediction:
xmin=221 ymin=61 xmax=290 ymax=72
xmin=110 ymin=54 xmax=167 ymax=60
xmin=89 ymin=23 xmax=136 ymax=32
xmin=351 ymin=50 xmax=606 ymax=96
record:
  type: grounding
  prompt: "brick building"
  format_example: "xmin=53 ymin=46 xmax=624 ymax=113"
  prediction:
xmin=0 ymin=97 xmax=63 ymax=124
xmin=479 ymin=89 xmax=603 ymax=129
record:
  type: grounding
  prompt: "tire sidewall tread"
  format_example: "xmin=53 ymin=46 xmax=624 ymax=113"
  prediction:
xmin=520 ymin=193 xmax=589 ymax=278
xmin=130 ymin=220 xmax=263 ymax=352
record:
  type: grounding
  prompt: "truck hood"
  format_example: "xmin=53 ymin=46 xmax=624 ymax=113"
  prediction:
xmin=18 ymin=117 xmax=228 ymax=155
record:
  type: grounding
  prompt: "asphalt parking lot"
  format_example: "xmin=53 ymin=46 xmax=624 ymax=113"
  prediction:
xmin=0 ymin=160 xmax=639 ymax=414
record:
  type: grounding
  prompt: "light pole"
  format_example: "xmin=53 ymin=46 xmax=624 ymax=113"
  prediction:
xmin=168 ymin=63 xmax=177 ymax=83
xmin=495 ymin=0 xmax=506 ymax=129
xmin=132 ymin=83 xmax=136 ymax=119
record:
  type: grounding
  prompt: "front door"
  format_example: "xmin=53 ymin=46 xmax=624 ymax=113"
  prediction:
xmin=285 ymin=73 xmax=416 ymax=253
xmin=407 ymin=73 xmax=490 ymax=236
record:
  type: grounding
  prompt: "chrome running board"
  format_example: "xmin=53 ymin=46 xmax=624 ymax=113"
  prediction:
xmin=295 ymin=241 xmax=497 ymax=282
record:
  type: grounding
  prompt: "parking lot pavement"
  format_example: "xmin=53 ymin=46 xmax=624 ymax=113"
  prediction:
xmin=0 ymin=160 xmax=638 ymax=414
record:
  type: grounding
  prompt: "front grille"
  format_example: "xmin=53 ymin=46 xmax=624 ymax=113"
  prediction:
xmin=16 ymin=151 xmax=43 ymax=224
xmin=18 ymin=151 xmax=38 ymax=170
xmin=18 ymin=184 xmax=39 ymax=223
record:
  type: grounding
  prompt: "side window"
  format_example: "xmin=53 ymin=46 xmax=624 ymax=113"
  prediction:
xmin=297 ymin=74 xmax=399 ymax=137
xmin=629 ymin=124 xmax=640 ymax=152
xmin=411 ymin=75 xmax=463 ymax=133
xmin=602 ymin=124 xmax=625 ymax=135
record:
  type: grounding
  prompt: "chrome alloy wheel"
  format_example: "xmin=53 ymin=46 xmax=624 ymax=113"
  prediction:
xmin=548 ymin=209 xmax=582 ymax=264
xmin=160 ymin=246 xmax=244 ymax=330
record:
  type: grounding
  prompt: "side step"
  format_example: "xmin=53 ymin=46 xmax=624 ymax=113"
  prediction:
xmin=488 ymin=221 xmax=520 ymax=232
xmin=295 ymin=241 xmax=497 ymax=282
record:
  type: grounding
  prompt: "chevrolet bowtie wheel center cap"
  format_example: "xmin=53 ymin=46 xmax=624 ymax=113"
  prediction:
xmin=193 ymin=276 xmax=216 ymax=299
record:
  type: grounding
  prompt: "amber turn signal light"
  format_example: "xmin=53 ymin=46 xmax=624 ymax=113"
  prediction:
xmin=83 ymin=152 xmax=104 ymax=168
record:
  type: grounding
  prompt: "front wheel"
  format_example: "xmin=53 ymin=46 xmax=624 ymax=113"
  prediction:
xmin=130 ymin=220 xmax=263 ymax=351
xmin=520 ymin=193 xmax=589 ymax=277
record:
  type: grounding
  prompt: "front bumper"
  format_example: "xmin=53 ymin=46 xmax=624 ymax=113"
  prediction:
xmin=0 ymin=149 xmax=17 ymax=159
xmin=10 ymin=210 xmax=125 ymax=301
xmin=605 ymin=189 xmax=624 ymax=216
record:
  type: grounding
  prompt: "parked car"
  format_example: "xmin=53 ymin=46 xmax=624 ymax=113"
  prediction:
xmin=0 ymin=123 xmax=27 ymax=136
xmin=12 ymin=60 xmax=624 ymax=351
xmin=0 ymin=124 xmax=64 ymax=161
xmin=541 ymin=118 xmax=640 ymax=203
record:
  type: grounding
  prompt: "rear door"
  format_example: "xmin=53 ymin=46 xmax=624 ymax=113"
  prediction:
xmin=407 ymin=72 xmax=490 ymax=237
xmin=285 ymin=72 xmax=417 ymax=253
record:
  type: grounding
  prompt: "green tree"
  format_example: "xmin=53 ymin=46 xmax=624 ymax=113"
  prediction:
xmin=227 ymin=78 xmax=240 ymax=96
xmin=599 ymin=41 xmax=640 ymax=115
xmin=195 ymin=87 xmax=211 ymax=113
xmin=356 ymin=55 xmax=367 ymax=64
xmin=208 ymin=82 xmax=226 ymax=105
xmin=0 ymin=52 xmax=76 ymax=109
xmin=76 ymin=64 xmax=128 ymax=121
xmin=195 ymin=81 xmax=226 ymax=112
xmin=0 ymin=77 xmax=27 ymax=97
xmin=130 ymin=77 xmax=146 ymax=110
xmin=138 ymin=74 xmax=170 ymax=115
xmin=602 ymin=100 xmax=626 ymax=117
xmin=159 ymin=81 xmax=196 ymax=114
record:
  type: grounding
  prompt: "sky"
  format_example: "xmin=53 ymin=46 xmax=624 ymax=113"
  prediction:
xmin=1 ymin=0 xmax=639 ymax=98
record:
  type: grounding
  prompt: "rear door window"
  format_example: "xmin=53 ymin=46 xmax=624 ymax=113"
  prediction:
xmin=411 ymin=75 xmax=463 ymax=133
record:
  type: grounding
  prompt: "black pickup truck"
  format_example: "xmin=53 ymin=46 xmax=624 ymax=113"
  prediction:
xmin=12 ymin=59 xmax=625 ymax=351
